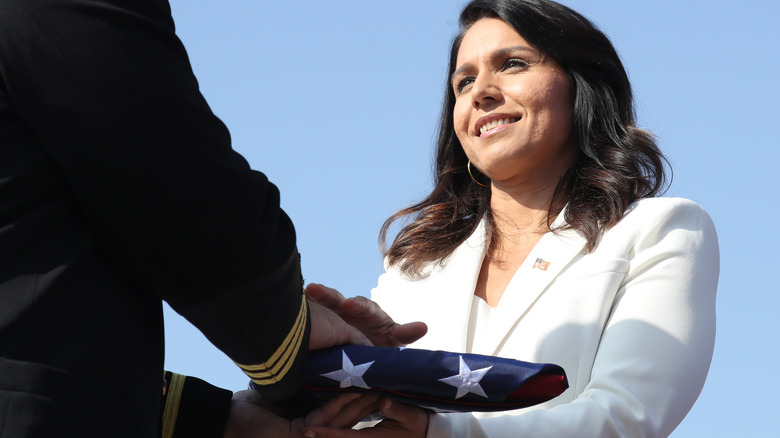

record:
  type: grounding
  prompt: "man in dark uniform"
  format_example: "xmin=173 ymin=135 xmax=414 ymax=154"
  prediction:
xmin=0 ymin=0 xmax=423 ymax=436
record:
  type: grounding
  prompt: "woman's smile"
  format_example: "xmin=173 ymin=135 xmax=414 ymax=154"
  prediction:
xmin=477 ymin=116 xmax=520 ymax=137
xmin=452 ymin=18 xmax=575 ymax=183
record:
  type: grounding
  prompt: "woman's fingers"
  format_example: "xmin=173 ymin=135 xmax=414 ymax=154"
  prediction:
xmin=304 ymin=393 xmax=361 ymax=427
xmin=302 ymin=398 xmax=429 ymax=438
xmin=377 ymin=398 xmax=428 ymax=435
xmin=305 ymin=393 xmax=381 ymax=429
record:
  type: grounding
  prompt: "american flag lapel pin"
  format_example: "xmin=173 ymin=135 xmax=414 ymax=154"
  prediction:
xmin=533 ymin=258 xmax=551 ymax=271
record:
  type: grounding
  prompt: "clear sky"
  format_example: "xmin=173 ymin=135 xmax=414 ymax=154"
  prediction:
xmin=163 ymin=1 xmax=780 ymax=436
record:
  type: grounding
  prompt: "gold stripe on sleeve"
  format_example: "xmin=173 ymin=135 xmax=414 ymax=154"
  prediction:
xmin=161 ymin=373 xmax=185 ymax=438
xmin=234 ymin=296 xmax=307 ymax=385
xmin=244 ymin=307 xmax=306 ymax=385
xmin=239 ymin=306 xmax=306 ymax=378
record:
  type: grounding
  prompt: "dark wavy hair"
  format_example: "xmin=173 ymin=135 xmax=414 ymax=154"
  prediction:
xmin=381 ymin=0 xmax=668 ymax=275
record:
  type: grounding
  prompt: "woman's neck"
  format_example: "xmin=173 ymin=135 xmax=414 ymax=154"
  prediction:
xmin=486 ymin=145 xmax=574 ymax=241
xmin=475 ymin=179 xmax=562 ymax=306
xmin=488 ymin=177 xmax=560 ymax=242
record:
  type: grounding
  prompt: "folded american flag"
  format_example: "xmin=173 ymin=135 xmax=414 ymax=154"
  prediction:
xmin=290 ymin=345 xmax=568 ymax=413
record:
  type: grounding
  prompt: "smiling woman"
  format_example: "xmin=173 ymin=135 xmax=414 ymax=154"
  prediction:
xmin=303 ymin=0 xmax=719 ymax=437
xmin=380 ymin=0 xmax=669 ymax=281
xmin=452 ymin=18 xmax=575 ymax=197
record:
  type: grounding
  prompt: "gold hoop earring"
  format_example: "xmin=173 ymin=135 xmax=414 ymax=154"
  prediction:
xmin=467 ymin=161 xmax=488 ymax=187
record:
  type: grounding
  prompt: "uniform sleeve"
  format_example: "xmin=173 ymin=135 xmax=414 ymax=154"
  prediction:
xmin=159 ymin=371 xmax=234 ymax=438
xmin=0 ymin=0 xmax=308 ymax=398
xmin=400 ymin=200 xmax=719 ymax=438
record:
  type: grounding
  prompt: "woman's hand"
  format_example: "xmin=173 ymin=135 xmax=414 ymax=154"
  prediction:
xmin=302 ymin=398 xmax=429 ymax=438
xmin=225 ymin=390 xmax=382 ymax=438
xmin=304 ymin=392 xmax=382 ymax=431
xmin=305 ymin=283 xmax=428 ymax=348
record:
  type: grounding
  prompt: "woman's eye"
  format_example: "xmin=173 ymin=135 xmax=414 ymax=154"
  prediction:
xmin=455 ymin=77 xmax=475 ymax=93
xmin=503 ymin=58 xmax=529 ymax=70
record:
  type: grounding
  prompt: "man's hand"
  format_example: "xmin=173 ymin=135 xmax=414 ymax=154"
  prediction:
xmin=308 ymin=298 xmax=371 ymax=350
xmin=305 ymin=284 xmax=427 ymax=348
xmin=225 ymin=390 xmax=304 ymax=438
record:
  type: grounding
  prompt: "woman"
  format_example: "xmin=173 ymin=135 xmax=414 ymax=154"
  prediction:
xmin=304 ymin=0 xmax=718 ymax=436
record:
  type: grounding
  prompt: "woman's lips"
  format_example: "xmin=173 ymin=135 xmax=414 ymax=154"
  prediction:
xmin=477 ymin=117 xmax=519 ymax=137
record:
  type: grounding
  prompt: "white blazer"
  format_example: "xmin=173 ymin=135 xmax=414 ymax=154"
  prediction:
xmin=371 ymin=197 xmax=719 ymax=438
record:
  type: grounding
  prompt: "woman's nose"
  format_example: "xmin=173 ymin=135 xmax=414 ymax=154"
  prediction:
xmin=471 ymin=74 xmax=501 ymax=109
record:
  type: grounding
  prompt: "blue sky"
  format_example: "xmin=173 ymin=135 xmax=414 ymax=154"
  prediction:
xmin=164 ymin=1 xmax=780 ymax=435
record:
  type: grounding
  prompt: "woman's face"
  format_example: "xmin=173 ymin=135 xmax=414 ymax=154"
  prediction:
xmin=452 ymin=18 xmax=576 ymax=186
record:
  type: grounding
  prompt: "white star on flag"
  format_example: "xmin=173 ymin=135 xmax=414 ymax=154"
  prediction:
xmin=438 ymin=355 xmax=493 ymax=399
xmin=320 ymin=350 xmax=374 ymax=389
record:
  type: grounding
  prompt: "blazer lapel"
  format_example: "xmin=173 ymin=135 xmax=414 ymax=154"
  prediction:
xmin=416 ymin=220 xmax=488 ymax=353
xmin=480 ymin=213 xmax=588 ymax=355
